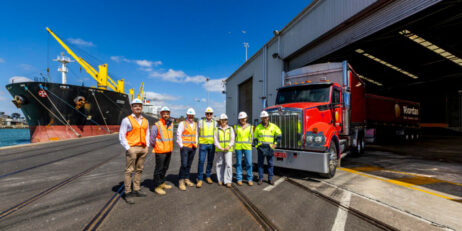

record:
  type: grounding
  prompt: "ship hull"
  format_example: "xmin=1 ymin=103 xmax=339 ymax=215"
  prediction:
xmin=6 ymin=82 xmax=155 ymax=143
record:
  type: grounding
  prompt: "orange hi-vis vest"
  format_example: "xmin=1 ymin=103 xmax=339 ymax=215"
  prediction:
xmin=126 ymin=115 xmax=148 ymax=147
xmin=153 ymin=119 xmax=173 ymax=154
xmin=181 ymin=120 xmax=197 ymax=148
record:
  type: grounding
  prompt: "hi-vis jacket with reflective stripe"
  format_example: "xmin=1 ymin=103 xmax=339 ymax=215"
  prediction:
xmin=153 ymin=119 xmax=173 ymax=154
xmin=215 ymin=126 xmax=234 ymax=152
xmin=199 ymin=119 xmax=216 ymax=144
xmin=254 ymin=122 xmax=282 ymax=150
xmin=126 ymin=115 xmax=148 ymax=147
xmin=233 ymin=124 xmax=253 ymax=150
xmin=181 ymin=120 xmax=197 ymax=148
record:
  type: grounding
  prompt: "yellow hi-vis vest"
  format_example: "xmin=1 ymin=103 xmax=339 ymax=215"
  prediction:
xmin=254 ymin=122 xmax=282 ymax=150
xmin=234 ymin=124 xmax=253 ymax=150
xmin=215 ymin=126 xmax=233 ymax=152
xmin=199 ymin=119 xmax=216 ymax=145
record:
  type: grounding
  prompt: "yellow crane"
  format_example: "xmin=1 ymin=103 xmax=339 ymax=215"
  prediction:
xmin=46 ymin=27 xmax=143 ymax=100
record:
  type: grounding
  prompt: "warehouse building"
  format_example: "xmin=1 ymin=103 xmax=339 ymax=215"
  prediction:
xmin=225 ymin=0 xmax=462 ymax=130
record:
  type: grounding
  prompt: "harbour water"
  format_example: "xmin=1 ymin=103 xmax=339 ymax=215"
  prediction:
xmin=0 ymin=129 xmax=30 ymax=147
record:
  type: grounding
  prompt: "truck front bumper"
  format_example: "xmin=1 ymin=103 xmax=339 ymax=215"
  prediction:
xmin=252 ymin=148 xmax=330 ymax=174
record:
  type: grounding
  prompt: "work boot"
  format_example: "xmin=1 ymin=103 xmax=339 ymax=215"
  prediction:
xmin=124 ymin=192 xmax=135 ymax=204
xmin=179 ymin=180 xmax=186 ymax=191
xmin=226 ymin=183 xmax=232 ymax=188
xmin=133 ymin=190 xmax=147 ymax=197
xmin=161 ymin=182 xmax=172 ymax=190
xmin=185 ymin=179 xmax=195 ymax=187
xmin=196 ymin=180 xmax=203 ymax=188
xmin=248 ymin=181 xmax=254 ymax=186
xmin=206 ymin=177 xmax=213 ymax=184
xmin=155 ymin=186 xmax=166 ymax=195
xmin=237 ymin=181 xmax=242 ymax=186
xmin=218 ymin=181 xmax=223 ymax=186
xmin=268 ymin=179 xmax=274 ymax=185
xmin=258 ymin=179 xmax=263 ymax=185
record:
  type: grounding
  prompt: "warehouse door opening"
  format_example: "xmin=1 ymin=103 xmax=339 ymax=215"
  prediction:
xmin=238 ymin=78 xmax=253 ymax=123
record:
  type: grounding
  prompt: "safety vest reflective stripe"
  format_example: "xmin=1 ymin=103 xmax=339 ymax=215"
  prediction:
xmin=255 ymin=122 xmax=282 ymax=150
xmin=234 ymin=124 xmax=253 ymax=150
xmin=181 ymin=121 xmax=197 ymax=148
xmin=153 ymin=121 xmax=173 ymax=154
xmin=126 ymin=115 xmax=148 ymax=147
xmin=215 ymin=127 xmax=233 ymax=152
xmin=199 ymin=119 xmax=215 ymax=144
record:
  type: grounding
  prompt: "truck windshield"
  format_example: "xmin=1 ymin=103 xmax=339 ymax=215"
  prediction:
xmin=276 ymin=85 xmax=331 ymax=104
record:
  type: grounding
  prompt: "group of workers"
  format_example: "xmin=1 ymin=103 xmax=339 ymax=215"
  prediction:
xmin=119 ymin=98 xmax=281 ymax=204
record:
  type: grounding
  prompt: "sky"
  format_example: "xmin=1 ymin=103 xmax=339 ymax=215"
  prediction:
xmin=0 ymin=0 xmax=310 ymax=117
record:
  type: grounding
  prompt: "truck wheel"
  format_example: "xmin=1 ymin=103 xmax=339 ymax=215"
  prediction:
xmin=320 ymin=143 xmax=337 ymax=179
xmin=351 ymin=135 xmax=364 ymax=156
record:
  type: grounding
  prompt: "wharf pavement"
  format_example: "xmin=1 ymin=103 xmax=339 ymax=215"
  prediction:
xmin=0 ymin=134 xmax=461 ymax=230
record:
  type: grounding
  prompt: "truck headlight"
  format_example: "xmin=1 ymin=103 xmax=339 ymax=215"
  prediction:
xmin=306 ymin=135 xmax=314 ymax=143
xmin=314 ymin=135 xmax=323 ymax=144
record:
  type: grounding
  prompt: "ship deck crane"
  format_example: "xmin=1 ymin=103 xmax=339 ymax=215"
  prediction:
xmin=46 ymin=27 xmax=143 ymax=99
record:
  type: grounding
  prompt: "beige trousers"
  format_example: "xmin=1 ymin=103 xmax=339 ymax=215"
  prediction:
xmin=124 ymin=146 xmax=148 ymax=193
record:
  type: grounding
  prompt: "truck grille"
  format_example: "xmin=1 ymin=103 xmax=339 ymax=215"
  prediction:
xmin=268 ymin=109 xmax=302 ymax=150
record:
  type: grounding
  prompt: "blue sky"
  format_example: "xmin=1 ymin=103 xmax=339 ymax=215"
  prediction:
xmin=0 ymin=0 xmax=310 ymax=117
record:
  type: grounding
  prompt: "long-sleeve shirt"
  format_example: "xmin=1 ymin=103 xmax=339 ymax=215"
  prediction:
xmin=214 ymin=125 xmax=235 ymax=151
xmin=177 ymin=119 xmax=198 ymax=148
xmin=119 ymin=114 xmax=150 ymax=150
xmin=150 ymin=119 xmax=172 ymax=147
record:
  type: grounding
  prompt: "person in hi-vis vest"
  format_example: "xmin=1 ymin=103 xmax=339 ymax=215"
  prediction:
xmin=196 ymin=107 xmax=217 ymax=188
xmin=214 ymin=113 xmax=235 ymax=188
xmin=119 ymin=98 xmax=150 ymax=204
xmin=254 ymin=111 xmax=282 ymax=185
xmin=234 ymin=111 xmax=254 ymax=186
xmin=177 ymin=108 xmax=198 ymax=191
xmin=150 ymin=106 xmax=174 ymax=195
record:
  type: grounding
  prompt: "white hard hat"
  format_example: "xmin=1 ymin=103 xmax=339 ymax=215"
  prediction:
xmin=260 ymin=111 xmax=269 ymax=118
xmin=131 ymin=98 xmax=143 ymax=105
xmin=219 ymin=113 xmax=228 ymax=120
xmin=160 ymin=106 xmax=170 ymax=112
xmin=186 ymin=108 xmax=196 ymax=115
xmin=205 ymin=107 xmax=214 ymax=113
xmin=238 ymin=111 xmax=248 ymax=119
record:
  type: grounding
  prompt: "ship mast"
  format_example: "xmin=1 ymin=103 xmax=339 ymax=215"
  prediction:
xmin=53 ymin=52 xmax=74 ymax=84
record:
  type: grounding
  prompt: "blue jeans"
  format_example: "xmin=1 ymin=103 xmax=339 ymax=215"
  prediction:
xmin=235 ymin=149 xmax=253 ymax=182
xmin=257 ymin=149 xmax=274 ymax=181
xmin=197 ymin=144 xmax=215 ymax=180
xmin=179 ymin=147 xmax=196 ymax=180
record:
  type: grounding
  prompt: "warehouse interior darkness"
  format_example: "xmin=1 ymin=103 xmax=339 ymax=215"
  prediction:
xmin=309 ymin=1 xmax=462 ymax=130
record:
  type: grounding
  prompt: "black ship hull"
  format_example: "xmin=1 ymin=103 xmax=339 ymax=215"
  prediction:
xmin=6 ymin=82 xmax=155 ymax=143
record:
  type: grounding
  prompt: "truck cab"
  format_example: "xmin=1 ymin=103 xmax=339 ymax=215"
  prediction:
xmin=254 ymin=61 xmax=366 ymax=178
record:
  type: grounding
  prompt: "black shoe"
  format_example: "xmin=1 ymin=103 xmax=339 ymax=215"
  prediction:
xmin=133 ymin=190 xmax=147 ymax=197
xmin=268 ymin=180 xmax=274 ymax=185
xmin=124 ymin=192 xmax=135 ymax=204
xmin=258 ymin=179 xmax=263 ymax=185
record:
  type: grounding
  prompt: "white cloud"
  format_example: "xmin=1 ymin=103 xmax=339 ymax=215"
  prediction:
xmin=19 ymin=64 xmax=34 ymax=71
xmin=144 ymin=91 xmax=180 ymax=101
xmin=0 ymin=57 xmax=4 ymax=63
xmin=203 ymin=78 xmax=225 ymax=92
xmin=241 ymin=30 xmax=247 ymax=34
xmin=67 ymin=38 xmax=95 ymax=47
xmin=110 ymin=56 xmax=162 ymax=69
xmin=9 ymin=76 xmax=33 ymax=83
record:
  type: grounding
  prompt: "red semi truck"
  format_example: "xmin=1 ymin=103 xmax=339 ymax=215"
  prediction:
xmin=254 ymin=61 xmax=420 ymax=178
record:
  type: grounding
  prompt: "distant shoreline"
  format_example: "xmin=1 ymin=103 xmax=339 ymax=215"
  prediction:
xmin=0 ymin=126 xmax=29 ymax=129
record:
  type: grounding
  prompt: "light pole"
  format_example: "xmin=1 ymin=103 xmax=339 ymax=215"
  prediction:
xmin=206 ymin=77 xmax=210 ymax=107
xmin=243 ymin=42 xmax=249 ymax=61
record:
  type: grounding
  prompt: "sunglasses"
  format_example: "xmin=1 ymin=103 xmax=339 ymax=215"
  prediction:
xmin=206 ymin=113 xmax=213 ymax=115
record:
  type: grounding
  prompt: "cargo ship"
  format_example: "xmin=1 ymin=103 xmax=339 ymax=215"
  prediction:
xmin=5 ymin=28 xmax=156 ymax=143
